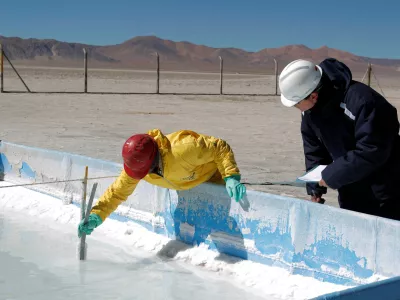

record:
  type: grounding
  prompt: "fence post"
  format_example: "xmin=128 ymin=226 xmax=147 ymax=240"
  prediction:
xmin=219 ymin=56 xmax=223 ymax=95
xmin=0 ymin=44 xmax=3 ymax=93
xmin=83 ymin=48 xmax=88 ymax=93
xmin=156 ymin=52 xmax=160 ymax=94
xmin=274 ymin=59 xmax=278 ymax=95
xmin=367 ymin=63 xmax=372 ymax=87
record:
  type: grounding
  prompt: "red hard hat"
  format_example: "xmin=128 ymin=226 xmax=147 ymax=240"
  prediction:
xmin=122 ymin=134 xmax=158 ymax=180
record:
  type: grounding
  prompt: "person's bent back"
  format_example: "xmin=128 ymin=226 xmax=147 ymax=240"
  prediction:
xmin=77 ymin=129 xmax=247 ymax=237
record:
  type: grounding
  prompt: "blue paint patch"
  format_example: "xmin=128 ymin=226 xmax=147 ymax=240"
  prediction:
xmin=293 ymin=238 xmax=374 ymax=280
xmin=20 ymin=162 xmax=36 ymax=179
xmin=0 ymin=153 xmax=12 ymax=175
xmin=249 ymin=252 xmax=291 ymax=270
xmin=247 ymin=219 xmax=295 ymax=259
xmin=160 ymin=193 xmax=249 ymax=260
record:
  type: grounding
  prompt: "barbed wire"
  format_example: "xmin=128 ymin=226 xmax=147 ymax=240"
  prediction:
xmin=372 ymin=70 xmax=386 ymax=97
xmin=361 ymin=68 xmax=368 ymax=83
xmin=0 ymin=175 xmax=119 ymax=189
xmin=360 ymin=64 xmax=386 ymax=97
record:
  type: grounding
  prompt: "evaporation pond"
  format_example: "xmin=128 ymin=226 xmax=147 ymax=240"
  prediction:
xmin=0 ymin=207 xmax=276 ymax=300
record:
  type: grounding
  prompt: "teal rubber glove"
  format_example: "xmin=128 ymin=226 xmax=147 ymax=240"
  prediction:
xmin=224 ymin=175 xmax=246 ymax=202
xmin=78 ymin=213 xmax=103 ymax=238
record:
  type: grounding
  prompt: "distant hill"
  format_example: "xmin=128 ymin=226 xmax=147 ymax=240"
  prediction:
xmin=0 ymin=35 xmax=398 ymax=74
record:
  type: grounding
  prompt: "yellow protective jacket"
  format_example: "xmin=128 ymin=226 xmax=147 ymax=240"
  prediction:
xmin=91 ymin=129 xmax=241 ymax=221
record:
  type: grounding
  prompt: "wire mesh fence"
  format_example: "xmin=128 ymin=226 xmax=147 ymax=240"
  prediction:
xmin=0 ymin=45 xmax=393 ymax=98
xmin=0 ymin=46 xmax=280 ymax=96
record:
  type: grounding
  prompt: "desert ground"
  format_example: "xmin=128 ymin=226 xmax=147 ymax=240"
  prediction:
xmin=1 ymin=64 xmax=400 ymax=208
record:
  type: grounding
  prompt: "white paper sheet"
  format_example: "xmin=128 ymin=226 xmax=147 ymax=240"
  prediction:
xmin=297 ymin=165 xmax=327 ymax=182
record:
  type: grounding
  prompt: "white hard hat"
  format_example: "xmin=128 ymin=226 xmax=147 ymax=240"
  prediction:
xmin=279 ymin=59 xmax=323 ymax=107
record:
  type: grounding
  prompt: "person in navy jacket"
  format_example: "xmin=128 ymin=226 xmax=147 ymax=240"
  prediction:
xmin=278 ymin=58 xmax=400 ymax=221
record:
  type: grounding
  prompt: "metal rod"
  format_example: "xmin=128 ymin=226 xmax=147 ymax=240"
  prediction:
xmin=81 ymin=166 xmax=88 ymax=221
xmin=274 ymin=59 xmax=278 ymax=95
xmin=83 ymin=48 xmax=88 ymax=93
xmin=85 ymin=183 xmax=97 ymax=219
xmin=79 ymin=182 xmax=98 ymax=261
xmin=0 ymin=44 xmax=3 ymax=93
xmin=219 ymin=56 xmax=223 ymax=95
xmin=156 ymin=52 xmax=160 ymax=94
xmin=3 ymin=51 xmax=31 ymax=92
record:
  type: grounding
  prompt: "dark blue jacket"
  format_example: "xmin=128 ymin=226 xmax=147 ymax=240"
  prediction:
xmin=301 ymin=58 xmax=400 ymax=218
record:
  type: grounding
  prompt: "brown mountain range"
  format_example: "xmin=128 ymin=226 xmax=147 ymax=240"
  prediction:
xmin=0 ymin=35 xmax=398 ymax=74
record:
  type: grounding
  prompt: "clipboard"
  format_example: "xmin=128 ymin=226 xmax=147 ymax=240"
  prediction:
xmin=297 ymin=165 xmax=327 ymax=183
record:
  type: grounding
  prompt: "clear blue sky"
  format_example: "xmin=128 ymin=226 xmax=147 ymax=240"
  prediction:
xmin=1 ymin=0 xmax=399 ymax=58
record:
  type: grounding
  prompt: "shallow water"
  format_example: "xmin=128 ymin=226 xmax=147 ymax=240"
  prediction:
xmin=0 ymin=208 xmax=275 ymax=300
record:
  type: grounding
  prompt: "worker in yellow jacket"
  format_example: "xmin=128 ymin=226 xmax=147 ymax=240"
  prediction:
xmin=78 ymin=129 xmax=246 ymax=237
